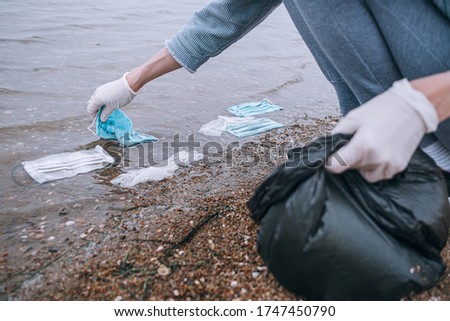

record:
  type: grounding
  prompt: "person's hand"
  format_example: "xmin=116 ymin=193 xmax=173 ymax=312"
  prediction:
xmin=326 ymin=79 xmax=439 ymax=182
xmin=87 ymin=72 xmax=137 ymax=122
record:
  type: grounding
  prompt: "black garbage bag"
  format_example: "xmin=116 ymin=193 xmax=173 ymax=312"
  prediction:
xmin=248 ymin=134 xmax=450 ymax=300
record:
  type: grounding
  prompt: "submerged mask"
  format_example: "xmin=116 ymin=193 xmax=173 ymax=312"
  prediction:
xmin=22 ymin=145 xmax=114 ymax=184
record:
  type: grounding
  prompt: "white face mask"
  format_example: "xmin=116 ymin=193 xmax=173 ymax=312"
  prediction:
xmin=22 ymin=145 xmax=114 ymax=184
xmin=111 ymin=150 xmax=203 ymax=188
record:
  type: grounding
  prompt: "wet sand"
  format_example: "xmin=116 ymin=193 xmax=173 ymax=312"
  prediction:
xmin=1 ymin=118 xmax=449 ymax=301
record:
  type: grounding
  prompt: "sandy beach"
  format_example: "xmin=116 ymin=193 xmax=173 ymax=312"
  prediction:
xmin=1 ymin=117 xmax=448 ymax=301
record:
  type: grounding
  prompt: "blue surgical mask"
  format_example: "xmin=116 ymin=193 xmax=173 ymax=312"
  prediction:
xmin=227 ymin=99 xmax=283 ymax=117
xmin=88 ymin=107 xmax=158 ymax=146
xmin=226 ymin=118 xmax=283 ymax=138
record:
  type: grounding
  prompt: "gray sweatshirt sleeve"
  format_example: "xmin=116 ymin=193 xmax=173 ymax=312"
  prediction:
xmin=166 ymin=0 xmax=282 ymax=73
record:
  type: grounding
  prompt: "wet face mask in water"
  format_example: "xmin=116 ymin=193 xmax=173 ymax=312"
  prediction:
xmin=88 ymin=106 xmax=158 ymax=146
xmin=226 ymin=118 xmax=283 ymax=138
xmin=227 ymin=99 xmax=283 ymax=117
xmin=22 ymin=145 xmax=115 ymax=184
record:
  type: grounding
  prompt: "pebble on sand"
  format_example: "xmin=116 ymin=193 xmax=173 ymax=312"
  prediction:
xmin=158 ymin=265 xmax=170 ymax=276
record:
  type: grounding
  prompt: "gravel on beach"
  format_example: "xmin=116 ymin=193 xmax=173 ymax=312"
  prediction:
xmin=1 ymin=117 xmax=449 ymax=301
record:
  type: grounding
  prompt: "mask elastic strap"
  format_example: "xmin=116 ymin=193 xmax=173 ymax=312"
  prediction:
xmin=87 ymin=111 xmax=99 ymax=136
xmin=262 ymin=98 xmax=274 ymax=105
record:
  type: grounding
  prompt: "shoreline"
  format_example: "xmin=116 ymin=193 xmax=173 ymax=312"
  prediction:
xmin=1 ymin=117 xmax=449 ymax=300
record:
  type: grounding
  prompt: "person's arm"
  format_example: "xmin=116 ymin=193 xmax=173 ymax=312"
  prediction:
xmin=411 ymin=71 xmax=450 ymax=122
xmin=127 ymin=0 xmax=283 ymax=91
xmin=126 ymin=47 xmax=181 ymax=92
xmin=87 ymin=47 xmax=181 ymax=121
xmin=87 ymin=0 xmax=282 ymax=121
xmin=165 ymin=0 xmax=282 ymax=73
xmin=326 ymin=70 xmax=450 ymax=182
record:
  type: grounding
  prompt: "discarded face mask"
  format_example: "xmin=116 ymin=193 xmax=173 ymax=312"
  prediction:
xmin=226 ymin=118 xmax=283 ymax=138
xmin=22 ymin=145 xmax=114 ymax=184
xmin=199 ymin=116 xmax=283 ymax=138
xmin=111 ymin=150 xmax=203 ymax=188
xmin=88 ymin=106 xmax=158 ymax=146
xmin=227 ymin=99 xmax=283 ymax=117
xmin=198 ymin=116 xmax=256 ymax=136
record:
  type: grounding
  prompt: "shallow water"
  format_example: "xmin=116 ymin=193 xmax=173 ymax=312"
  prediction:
xmin=0 ymin=0 xmax=338 ymax=224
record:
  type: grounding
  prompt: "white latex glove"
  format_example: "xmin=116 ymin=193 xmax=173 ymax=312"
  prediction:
xmin=86 ymin=72 xmax=137 ymax=122
xmin=326 ymin=79 xmax=438 ymax=182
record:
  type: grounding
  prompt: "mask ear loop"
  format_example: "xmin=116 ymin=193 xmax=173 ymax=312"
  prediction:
xmin=87 ymin=109 xmax=101 ymax=136
xmin=11 ymin=163 xmax=41 ymax=188
xmin=262 ymin=98 xmax=274 ymax=105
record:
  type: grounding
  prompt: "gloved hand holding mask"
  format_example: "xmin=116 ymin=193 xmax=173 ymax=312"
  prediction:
xmin=326 ymin=79 xmax=439 ymax=182
xmin=87 ymin=72 xmax=137 ymax=122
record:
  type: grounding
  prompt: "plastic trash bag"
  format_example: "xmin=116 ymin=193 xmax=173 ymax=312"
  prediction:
xmin=22 ymin=145 xmax=114 ymax=184
xmin=248 ymin=134 xmax=450 ymax=300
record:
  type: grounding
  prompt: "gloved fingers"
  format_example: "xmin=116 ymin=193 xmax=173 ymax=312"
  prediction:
xmin=331 ymin=116 xmax=359 ymax=135
xmin=361 ymin=156 xmax=409 ymax=182
xmin=100 ymin=105 xmax=113 ymax=122
xmin=360 ymin=165 xmax=390 ymax=183
xmin=328 ymin=151 xmax=391 ymax=183
xmin=86 ymin=89 xmax=103 ymax=118
xmin=325 ymin=140 xmax=363 ymax=174
xmin=87 ymin=98 xmax=99 ymax=119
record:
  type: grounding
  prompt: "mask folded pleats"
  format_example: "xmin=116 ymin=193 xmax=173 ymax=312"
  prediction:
xmin=227 ymin=99 xmax=283 ymax=117
xmin=226 ymin=118 xmax=283 ymax=138
xmin=22 ymin=145 xmax=114 ymax=184
xmin=198 ymin=116 xmax=256 ymax=136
